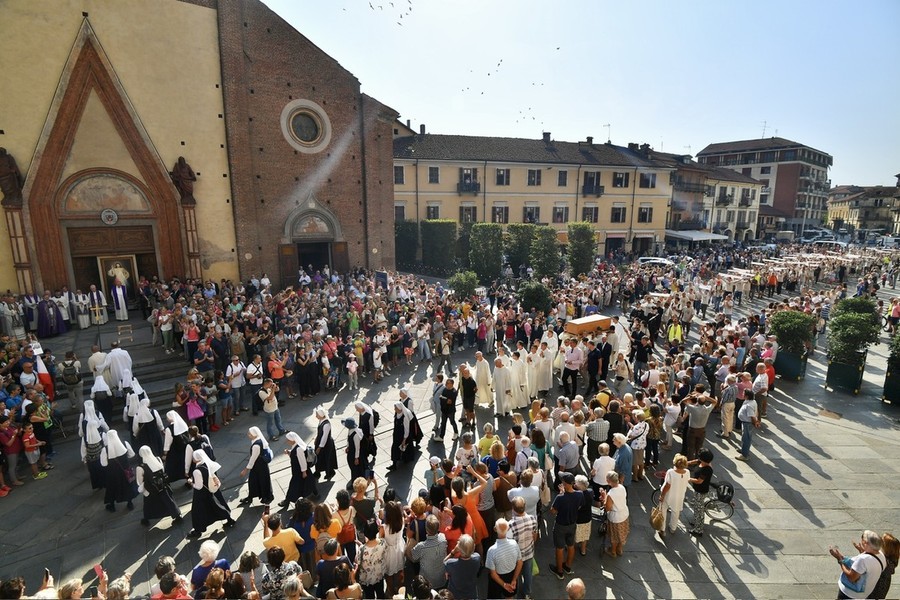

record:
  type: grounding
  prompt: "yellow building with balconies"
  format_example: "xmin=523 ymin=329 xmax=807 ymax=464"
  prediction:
xmin=392 ymin=131 xmax=674 ymax=255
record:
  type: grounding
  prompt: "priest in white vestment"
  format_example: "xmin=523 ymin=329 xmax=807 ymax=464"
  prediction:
xmin=88 ymin=285 xmax=108 ymax=325
xmin=111 ymin=283 xmax=129 ymax=321
xmin=473 ymin=352 xmax=493 ymax=407
xmin=508 ymin=352 xmax=529 ymax=409
xmin=492 ymin=357 xmax=512 ymax=417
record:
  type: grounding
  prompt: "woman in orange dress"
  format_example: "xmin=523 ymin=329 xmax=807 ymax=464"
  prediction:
xmin=450 ymin=466 xmax=489 ymax=547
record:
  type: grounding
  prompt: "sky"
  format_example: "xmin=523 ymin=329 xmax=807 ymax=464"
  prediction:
xmin=264 ymin=0 xmax=900 ymax=186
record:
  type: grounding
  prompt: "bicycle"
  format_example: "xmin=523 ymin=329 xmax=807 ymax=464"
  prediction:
xmin=650 ymin=470 xmax=735 ymax=523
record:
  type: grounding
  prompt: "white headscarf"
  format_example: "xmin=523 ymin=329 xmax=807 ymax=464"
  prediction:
xmin=167 ymin=410 xmax=189 ymax=436
xmin=135 ymin=396 xmax=155 ymax=425
xmin=394 ymin=401 xmax=413 ymax=421
xmin=105 ymin=430 xmax=129 ymax=459
xmin=139 ymin=445 xmax=164 ymax=472
xmin=131 ymin=377 xmax=145 ymax=397
xmin=193 ymin=449 xmax=221 ymax=475
xmin=248 ymin=426 xmax=270 ymax=451
xmin=120 ymin=369 xmax=134 ymax=390
xmin=355 ymin=400 xmax=373 ymax=416
xmin=80 ymin=400 xmax=105 ymax=445
xmin=285 ymin=431 xmax=305 ymax=448
xmin=91 ymin=374 xmax=110 ymax=396
xmin=315 ymin=406 xmax=327 ymax=418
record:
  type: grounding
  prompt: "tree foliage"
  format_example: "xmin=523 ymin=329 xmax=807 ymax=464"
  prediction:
xmin=767 ymin=310 xmax=815 ymax=355
xmin=530 ymin=226 xmax=560 ymax=280
xmin=505 ymin=223 xmax=535 ymax=274
xmin=456 ymin=221 xmax=473 ymax=269
xmin=469 ymin=223 xmax=504 ymax=283
xmin=567 ymin=222 xmax=596 ymax=277
xmin=448 ymin=270 xmax=479 ymax=300
xmin=827 ymin=296 xmax=881 ymax=365
xmin=517 ymin=280 xmax=553 ymax=313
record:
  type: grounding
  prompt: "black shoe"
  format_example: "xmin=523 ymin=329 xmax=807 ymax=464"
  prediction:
xmin=187 ymin=530 xmax=202 ymax=538
xmin=174 ymin=515 xmax=183 ymax=524
xmin=239 ymin=497 xmax=253 ymax=505
xmin=278 ymin=500 xmax=289 ymax=508
xmin=325 ymin=472 xmax=335 ymax=481
xmin=105 ymin=503 xmax=115 ymax=513
xmin=689 ymin=530 xmax=703 ymax=538
xmin=224 ymin=519 xmax=236 ymax=529
xmin=140 ymin=518 xmax=150 ymax=526
xmin=563 ymin=564 xmax=574 ymax=574
xmin=127 ymin=501 xmax=134 ymax=510
xmin=548 ymin=564 xmax=564 ymax=580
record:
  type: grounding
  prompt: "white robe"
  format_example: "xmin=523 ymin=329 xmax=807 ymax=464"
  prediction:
xmin=614 ymin=321 xmax=631 ymax=356
xmin=112 ymin=286 xmax=129 ymax=321
xmin=492 ymin=364 xmax=512 ymax=415
xmin=74 ymin=294 xmax=91 ymax=329
xmin=536 ymin=349 xmax=553 ymax=392
xmin=98 ymin=348 xmax=133 ymax=390
xmin=53 ymin=295 xmax=70 ymax=323
xmin=474 ymin=358 xmax=493 ymax=406
xmin=508 ymin=358 xmax=529 ymax=409
xmin=525 ymin=350 xmax=539 ymax=397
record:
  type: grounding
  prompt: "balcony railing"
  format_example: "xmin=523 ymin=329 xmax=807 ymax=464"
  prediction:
xmin=582 ymin=184 xmax=605 ymax=197
xmin=736 ymin=220 xmax=752 ymax=229
xmin=739 ymin=197 xmax=753 ymax=206
xmin=716 ymin=194 xmax=734 ymax=206
xmin=760 ymin=186 xmax=771 ymax=194
xmin=713 ymin=221 xmax=730 ymax=232
xmin=674 ymin=219 xmax=706 ymax=230
xmin=672 ymin=200 xmax=688 ymax=211
xmin=457 ymin=181 xmax=481 ymax=195
xmin=673 ymin=181 xmax=712 ymax=194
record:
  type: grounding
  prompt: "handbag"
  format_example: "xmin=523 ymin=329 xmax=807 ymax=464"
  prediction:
xmin=186 ymin=399 xmax=204 ymax=420
xmin=649 ymin=503 xmax=665 ymax=531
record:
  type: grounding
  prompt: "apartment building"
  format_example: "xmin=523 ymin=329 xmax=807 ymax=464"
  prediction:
xmin=828 ymin=184 xmax=899 ymax=240
xmin=392 ymin=132 xmax=675 ymax=255
xmin=697 ymin=137 xmax=832 ymax=236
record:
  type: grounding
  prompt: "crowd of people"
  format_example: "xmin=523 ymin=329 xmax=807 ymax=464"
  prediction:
xmin=1 ymin=244 xmax=899 ymax=598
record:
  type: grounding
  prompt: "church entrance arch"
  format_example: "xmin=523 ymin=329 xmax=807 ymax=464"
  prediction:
xmin=58 ymin=170 xmax=161 ymax=303
xmin=280 ymin=195 xmax=349 ymax=288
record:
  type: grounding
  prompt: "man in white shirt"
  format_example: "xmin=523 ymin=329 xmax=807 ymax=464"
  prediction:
xmin=96 ymin=342 xmax=132 ymax=391
xmin=226 ymin=355 xmax=248 ymax=413
xmin=561 ymin=338 xmax=584 ymax=400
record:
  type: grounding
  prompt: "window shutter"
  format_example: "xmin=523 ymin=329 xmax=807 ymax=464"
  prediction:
xmin=472 ymin=207 xmax=477 ymax=222
xmin=459 ymin=206 xmax=465 ymax=221
xmin=459 ymin=167 xmax=464 ymax=182
xmin=473 ymin=168 xmax=478 ymax=181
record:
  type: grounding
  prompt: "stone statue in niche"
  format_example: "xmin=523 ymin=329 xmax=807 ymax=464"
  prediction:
xmin=169 ymin=156 xmax=196 ymax=205
xmin=0 ymin=148 xmax=24 ymax=207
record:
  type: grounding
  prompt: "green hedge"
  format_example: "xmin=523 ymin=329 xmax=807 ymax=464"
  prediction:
xmin=567 ymin=222 xmax=595 ymax=277
xmin=420 ymin=220 xmax=458 ymax=273
xmin=530 ymin=226 xmax=560 ymax=280
xmin=469 ymin=223 xmax=504 ymax=283
xmin=394 ymin=220 xmax=419 ymax=268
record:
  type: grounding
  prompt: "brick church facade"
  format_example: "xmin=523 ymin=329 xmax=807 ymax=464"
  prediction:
xmin=0 ymin=0 xmax=396 ymax=295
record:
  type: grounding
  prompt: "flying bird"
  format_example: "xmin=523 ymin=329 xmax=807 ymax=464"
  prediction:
xmin=369 ymin=2 xmax=374 ymax=8
xmin=396 ymin=20 xmax=402 ymax=25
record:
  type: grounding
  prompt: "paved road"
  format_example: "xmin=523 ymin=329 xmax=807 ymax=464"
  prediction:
xmin=2 ymin=287 xmax=898 ymax=599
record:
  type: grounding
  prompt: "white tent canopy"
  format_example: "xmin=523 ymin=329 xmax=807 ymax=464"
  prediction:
xmin=664 ymin=229 xmax=730 ymax=242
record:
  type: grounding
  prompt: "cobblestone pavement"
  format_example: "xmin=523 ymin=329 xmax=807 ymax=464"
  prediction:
xmin=1 ymin=285 xmax=898 ymax=599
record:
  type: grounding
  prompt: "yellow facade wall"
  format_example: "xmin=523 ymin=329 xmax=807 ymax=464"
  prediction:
xmin=394 ymin=161 xmax=671 ymax=241
xmin=0 ymin=0 xmax=239 ymax=291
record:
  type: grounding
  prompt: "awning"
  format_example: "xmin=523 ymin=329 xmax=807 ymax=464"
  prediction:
xmin=664 ymin=229 xmax=729 ymax=242
xmin=606 ymin=232 xmax=626 ymax=239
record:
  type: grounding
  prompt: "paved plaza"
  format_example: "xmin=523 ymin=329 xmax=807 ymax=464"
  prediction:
xmin=1 ymin=285 xmax=899 ymax=599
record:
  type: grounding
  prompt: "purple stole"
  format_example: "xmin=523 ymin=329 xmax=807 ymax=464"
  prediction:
xmin=90 ymin=291 xmax=104 ymax=308
xmin=113 ymin=286 xmax=126 ymax=310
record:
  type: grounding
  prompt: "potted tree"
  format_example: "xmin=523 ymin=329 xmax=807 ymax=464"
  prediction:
xmin=882 ymin=333 xmax=900 ymax=403
xmin=768 ymin=310 xmax=815 ymax=381
xmin=826 ymin=297 xmax=881 ymax=395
